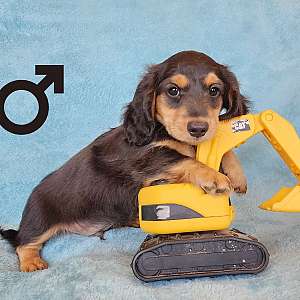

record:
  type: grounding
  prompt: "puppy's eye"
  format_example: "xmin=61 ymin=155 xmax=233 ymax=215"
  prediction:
xmin=209 ymin=86 xmax=220 ymax=97
xmin=167 ymin=86 xmax=180 ymax=97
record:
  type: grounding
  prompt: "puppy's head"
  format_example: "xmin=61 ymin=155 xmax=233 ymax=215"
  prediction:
xmin=123 ymin=50 xmax=249 ymax=146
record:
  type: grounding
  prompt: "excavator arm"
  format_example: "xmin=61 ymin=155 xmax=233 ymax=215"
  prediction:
xmin=196 ymin=110 xmax=300 ymax=212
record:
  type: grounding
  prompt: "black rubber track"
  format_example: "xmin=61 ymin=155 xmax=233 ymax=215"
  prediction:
xmin=132 ymin=229 xmax=269 ymax=282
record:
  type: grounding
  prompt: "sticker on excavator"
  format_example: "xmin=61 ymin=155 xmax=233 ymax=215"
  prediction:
xmin=232 ymin=119 xmax=250 ymax=133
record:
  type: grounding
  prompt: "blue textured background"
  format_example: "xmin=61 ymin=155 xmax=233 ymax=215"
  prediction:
xmin=0 ymin=1 xmax=299 ymax=299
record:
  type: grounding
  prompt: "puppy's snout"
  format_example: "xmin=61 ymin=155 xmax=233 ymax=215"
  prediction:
xmin=187 ymin=121 xmax=209 ymax=138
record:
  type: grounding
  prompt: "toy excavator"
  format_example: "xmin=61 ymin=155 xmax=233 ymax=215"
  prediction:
xmin=131 ymin=110 xmax=300 ymax=282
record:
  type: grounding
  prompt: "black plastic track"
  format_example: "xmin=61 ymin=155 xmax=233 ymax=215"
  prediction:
xmin=131 ymin=229 xmax=269 ymax=282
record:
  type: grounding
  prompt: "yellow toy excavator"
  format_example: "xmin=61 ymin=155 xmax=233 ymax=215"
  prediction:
xmin=131 ymin=110 xmax=300 ymax=282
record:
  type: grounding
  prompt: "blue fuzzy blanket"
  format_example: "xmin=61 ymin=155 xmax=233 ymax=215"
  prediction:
xmin=0 ymin=1 xmax=299 ymax=299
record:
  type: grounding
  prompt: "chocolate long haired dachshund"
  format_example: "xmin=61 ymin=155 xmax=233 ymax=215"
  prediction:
xmin=1 ymin=51 xmax=249 ymax=272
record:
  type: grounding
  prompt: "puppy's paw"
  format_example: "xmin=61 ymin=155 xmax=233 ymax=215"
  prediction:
xmin=20 ymin=257 xmax=48 ymax=272
xmin=233 ymin=178 xmax=247 ymax=194
xmin=199 ymin=171 xmax=233 ymax=196
xmin=226 ymin=172 xmax=247 ymax=194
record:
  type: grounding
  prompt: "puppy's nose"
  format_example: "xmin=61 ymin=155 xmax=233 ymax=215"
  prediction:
xmin=187 ymin=121 xmax=209 ymax=138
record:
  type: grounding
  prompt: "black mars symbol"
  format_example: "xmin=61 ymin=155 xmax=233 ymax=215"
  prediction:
xmin=0 ymin=65 xmax=64 ymax=135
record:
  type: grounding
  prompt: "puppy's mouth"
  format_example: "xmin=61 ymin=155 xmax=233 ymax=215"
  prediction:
xmin=172 ymin=128 xmax=215 ymax=146
xmin=184 ymin=132 xmax=211 ymax=145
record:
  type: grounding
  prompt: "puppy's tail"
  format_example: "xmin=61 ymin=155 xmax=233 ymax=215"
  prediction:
xmin=0 ymin=227 xmax=19 ymax=248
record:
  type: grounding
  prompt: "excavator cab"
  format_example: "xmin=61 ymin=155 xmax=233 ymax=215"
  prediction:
xmin=132 ymin=110 xmax=300 ymax=282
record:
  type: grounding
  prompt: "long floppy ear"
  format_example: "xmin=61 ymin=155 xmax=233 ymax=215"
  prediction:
xmin=219 ymin=66 xmax=250 ymax=120
xmin=123 ymin=64 xmax=161 ymax=146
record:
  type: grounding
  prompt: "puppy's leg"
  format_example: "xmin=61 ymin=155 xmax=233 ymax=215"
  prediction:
xmin=144 ymin=157 xmax=233 ymax=195
xmin=16 ymin=226 xmax=61 ymax=272
xmin=221 ymin=150 xmax=247 ymax=194
xmin=127 ymin=218 xmax=140 ymax=228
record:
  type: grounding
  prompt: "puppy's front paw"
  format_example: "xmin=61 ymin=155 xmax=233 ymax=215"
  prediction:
xmin=232 ymin=176 xmax=247 ymax=194
xmin=200 ymin=171 xmax=233 ymax=196
xmin=223 ymin=169 xmax=247 ymax=194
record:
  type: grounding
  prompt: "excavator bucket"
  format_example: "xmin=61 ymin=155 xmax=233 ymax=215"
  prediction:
xmin=259 ymin=185 xmax=300 ymax=212
xmin=258 ymin=111 xmax=300 ymax=212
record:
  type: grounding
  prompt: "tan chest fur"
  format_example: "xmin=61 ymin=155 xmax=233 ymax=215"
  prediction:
xmin=151 ymin=139 xmax=195 ymax=158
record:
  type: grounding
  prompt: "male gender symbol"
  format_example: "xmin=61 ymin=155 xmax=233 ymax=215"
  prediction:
xmin=0 ymin=65 xmax=64 ymax=135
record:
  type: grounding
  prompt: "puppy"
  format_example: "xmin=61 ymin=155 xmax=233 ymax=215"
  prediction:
xmin=0 ymin=50 xmax=249 ymax=272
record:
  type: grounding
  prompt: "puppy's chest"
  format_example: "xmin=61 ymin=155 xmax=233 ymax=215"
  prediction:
xmin=152 ymin=140 xmax=195 ymax=158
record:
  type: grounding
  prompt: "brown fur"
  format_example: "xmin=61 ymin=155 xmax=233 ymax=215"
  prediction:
xmin=16 ymin=226 xmax=60 ymax=272
xmin=144 ymin=158 xmax=233 ymax=195
xmin=152 ymin=140 xmax=195 ymax=158
xmin=169 ymin=74 xmax=189 ymax=89
xmin=203 ymin=72 xmax=222 ymax=87
xmin=156 ymin=94 xmax=197 ymax=144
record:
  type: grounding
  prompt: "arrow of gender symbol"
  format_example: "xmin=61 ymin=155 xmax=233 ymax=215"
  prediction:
xmin=0 ymin=65 xmax=64 ymax=135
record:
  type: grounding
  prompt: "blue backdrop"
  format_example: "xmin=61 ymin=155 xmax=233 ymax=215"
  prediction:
xmin=0 ymin=1 xmax=299 ymax=299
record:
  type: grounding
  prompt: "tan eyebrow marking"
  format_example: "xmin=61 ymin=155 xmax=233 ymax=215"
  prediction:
xmin=203 ymin=72 xmax=222 ymax=86
xmin=169 ymin=74 xmax=189 ymax=89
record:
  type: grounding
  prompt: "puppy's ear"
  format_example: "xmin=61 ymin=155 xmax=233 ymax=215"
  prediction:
xmin=219 ymin=66 xmax=250 ymax=120
xmin=123 ymin=64 xmax=161 ymax=146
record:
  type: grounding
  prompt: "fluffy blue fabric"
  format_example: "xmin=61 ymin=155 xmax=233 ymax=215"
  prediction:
xmin=0 ymin=1 xmax=299 ymax=299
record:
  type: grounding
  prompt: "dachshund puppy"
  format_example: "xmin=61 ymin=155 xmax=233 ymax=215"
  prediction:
xmin=0 ymin=50 xmax=249 ymax=272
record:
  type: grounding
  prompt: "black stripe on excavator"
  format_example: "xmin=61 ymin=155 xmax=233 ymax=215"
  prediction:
xmin=141 ymin=204 xmax=204 ymax=221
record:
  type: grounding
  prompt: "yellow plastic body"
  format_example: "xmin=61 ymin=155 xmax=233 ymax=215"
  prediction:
xmin=139 ymin=184 xmax=234 ymax=234
xmin=139 ymin=110 xmax=300 ymax=235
